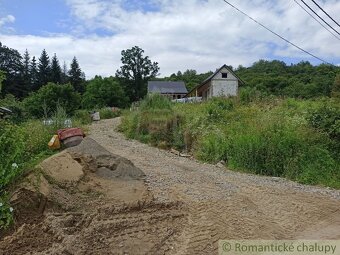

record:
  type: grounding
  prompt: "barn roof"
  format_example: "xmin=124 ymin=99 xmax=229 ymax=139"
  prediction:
xmin=148 ymin=81 xmax=188 ymax=94
xmin=202 ymin=64 xmax=245 ymax=84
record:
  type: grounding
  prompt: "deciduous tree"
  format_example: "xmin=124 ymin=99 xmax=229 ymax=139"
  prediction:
xmin=116 ymin=46 xmax=159 ymax=102
xmin=82 ymin=76 xmax=128 ymax=109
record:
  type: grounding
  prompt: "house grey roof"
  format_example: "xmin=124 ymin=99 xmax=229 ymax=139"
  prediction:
xmin=148 ymin=81 xmax=188 ymax=94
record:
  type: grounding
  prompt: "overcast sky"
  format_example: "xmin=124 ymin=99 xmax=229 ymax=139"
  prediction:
xmin=0 ymin=0 xmax=339 ymax=78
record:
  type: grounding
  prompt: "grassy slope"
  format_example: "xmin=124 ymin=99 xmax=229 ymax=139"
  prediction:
xmin=120 ymin=94 xmax=340 ymax=189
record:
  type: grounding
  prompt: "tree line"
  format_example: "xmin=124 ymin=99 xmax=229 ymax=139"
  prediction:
xmin=0 ymin=42 xmax=85 ymax=98
xmin=161 ymin=61 xmax=340 ymax=98
xmin=235 ymin=60 xmax=340 ymax=98
xmin=1 ymin=41 xmax=339 ymax=120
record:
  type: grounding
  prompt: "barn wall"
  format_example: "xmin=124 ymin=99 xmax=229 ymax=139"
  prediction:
xmin=210 ymin=67 xmax=238 ymax=97
xmin=211 ymin=80 xmax=238 ymax=97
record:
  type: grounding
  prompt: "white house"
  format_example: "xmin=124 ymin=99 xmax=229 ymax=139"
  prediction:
xmin=186 ymin=64 xmax=244 ymax=100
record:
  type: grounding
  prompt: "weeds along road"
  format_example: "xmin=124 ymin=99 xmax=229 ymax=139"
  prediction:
xmin=2 ymin=117 xmax=340 ymax=255
xmin=89 ymin=118 xmax=340 ymax=253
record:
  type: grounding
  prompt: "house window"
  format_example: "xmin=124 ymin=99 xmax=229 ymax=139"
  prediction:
xmin=221 ymin=72 xmax=228 ymax=78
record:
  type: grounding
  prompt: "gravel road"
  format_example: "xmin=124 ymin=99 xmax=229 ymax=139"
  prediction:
xmin=89 ymin=118 xmax=340 ymax=253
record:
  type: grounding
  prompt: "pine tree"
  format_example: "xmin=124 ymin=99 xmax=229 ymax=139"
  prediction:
xmin=30 ymin=56 xmax=39 ymax=91
xmin=50 ymin=53 xmax=62 ymax=84
xmin=61 ymin=61 xmax=69 ymax=84
xmin=68 ymin=56 xmax=84 ymax=93
xmin=37 ymin=49 xmax=51 ymax=89
xmin=22 ymin=49 xmax=31 ymax=94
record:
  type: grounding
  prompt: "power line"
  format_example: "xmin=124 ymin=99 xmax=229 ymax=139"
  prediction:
xmin=220 ymin=0 xmax=333 ymax=65
xmin=300 ymin=0 xmax=340 ymax=37
xmin=310 ymin=0 xmax=340 ymax=28
xmin=293 ymin=0 xmax=340 ymax=42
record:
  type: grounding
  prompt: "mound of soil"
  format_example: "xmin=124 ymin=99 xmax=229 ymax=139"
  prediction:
xmin=0 ymin=137 xmax=148 ymax=254
xmin=68 ymin=137 xmax=145 ymax=180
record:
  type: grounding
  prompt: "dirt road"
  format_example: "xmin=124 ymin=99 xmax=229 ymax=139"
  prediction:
xmin=1 ymin=118 xmax=340 ymax=255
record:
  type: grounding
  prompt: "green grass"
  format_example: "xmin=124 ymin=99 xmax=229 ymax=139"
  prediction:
xmin=0 ymin=105 xmax=91 ymax=230
xmin=120 ymin=94 xmax=340 ymax=189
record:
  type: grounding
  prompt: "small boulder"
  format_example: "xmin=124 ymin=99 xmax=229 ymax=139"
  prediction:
xmin=216 ymin=160 xmax=226 ymax=168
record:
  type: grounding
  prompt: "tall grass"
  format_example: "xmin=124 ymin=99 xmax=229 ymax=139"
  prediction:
xmin=0 ymin=120 xmax=53 ymax=191
xmin=121 ymin=95 xmax=340 ymax=188
xmin=120 ymin=94 xmax=180 ymax=148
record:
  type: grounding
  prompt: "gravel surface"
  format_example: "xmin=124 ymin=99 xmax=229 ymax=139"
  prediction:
xmin=91 ymin=118 xmax=340 ymax=202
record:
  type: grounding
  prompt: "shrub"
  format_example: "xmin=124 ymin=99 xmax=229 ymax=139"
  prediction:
xmin=0 ymin=120 xmax=52 ymax=191
xmin=23 ymin=83 xmax=81 ymax=118
xmin=120 ymin=94 xmax=179 ymax=148
xmin=82 ymin=76 xmax=128 ymax=109
xmin=239 ymin=87 xmax=262 ymax=104
xmin=0 ymin=121 xmax=26 ymax=189
xmin=0 ymin=94 xmax=26 ymax=123
xmin=119 ymin=110 xmax=139 ymax=139
xmin=204 ymin=97 xmax=234 ymax=121
xmin=99 ymin=108 xmax=121 ymax=119
xmin=308 ymin=100 xmax=340 ymax=140
xmin=73 ymin=110 xmax=92 ymax=125
xmin=139 ymin=93 xmax=172 ymax=111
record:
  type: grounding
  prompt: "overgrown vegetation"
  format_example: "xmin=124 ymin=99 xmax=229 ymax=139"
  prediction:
xmin=0 ymin=98 xmax=91 ymax=230
xmin=82 ymin=76 xmax=128 ymax=109
xmin=235 ymin=60 xmax=339 ymax=98
xmin=121 ymin=94 xmax=340 ymax=189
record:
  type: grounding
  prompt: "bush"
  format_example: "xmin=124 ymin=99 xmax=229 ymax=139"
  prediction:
xmin=139 ymin=93 xmax=172 ymax=111
xmin=120 ymin=94 xmax=179 ymax=148
xmin=0 ymin=120 xmax=52 ymax=191
xmin=99 ymin=108 xmax=121 ymax=119
xmin=82 ymin=76 xmax=128 ymax=109
xmin=204 ymin=97 xmax=234 ymax=121
xmin=23 ymin=83 xmax=81 ymax=118
xmin=0 ymin=94 xmax=26 ymax=123
xmin=308 ymin=100 xmax=340 ymax=140
xmin=73 ymin=110 xmax=92 ymax=125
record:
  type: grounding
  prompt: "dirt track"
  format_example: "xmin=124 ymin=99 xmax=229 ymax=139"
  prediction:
xmin=1 ymin=118 xmax=340 ymax=255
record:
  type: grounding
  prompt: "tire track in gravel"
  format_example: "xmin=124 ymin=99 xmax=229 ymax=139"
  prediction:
xmin=87 ymin=118 xmax=340 ymax=254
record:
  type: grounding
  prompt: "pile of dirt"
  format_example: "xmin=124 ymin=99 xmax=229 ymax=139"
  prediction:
xmin=0 ymin=137 xmax=148 ymax=253
xmin=68 ymin=137 xmax=145 ymax=180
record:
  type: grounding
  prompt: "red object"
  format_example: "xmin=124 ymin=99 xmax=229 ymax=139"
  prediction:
xmin=57 ymin=128 xmax=84 ymax=141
